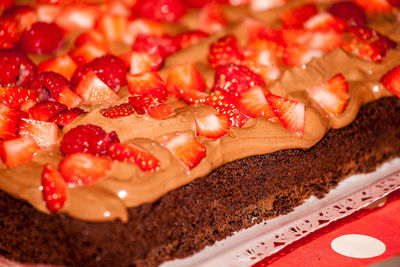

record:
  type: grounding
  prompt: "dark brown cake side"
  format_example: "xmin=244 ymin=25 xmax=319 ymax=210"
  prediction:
xmin=1 ymin=97 xmax=400 ymax=267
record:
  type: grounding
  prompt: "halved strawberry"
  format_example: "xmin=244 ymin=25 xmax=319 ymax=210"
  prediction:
xmin=133 ymin=0 xmax=187 ymax=22
xmin=38 ymin=54 xmax=78 ymax=80
xmin=101 ymin=102 xmax=136 ymax=119
xmin=166 ymin=62 xmax=206 ymax=96
xmin=176 ymin=30 xmax=208 ymax=49
xmin=354 ymin=0 xmax=392 ymax=13
xmin=107 ymin=142 xmax=160 ymax=172
xmin=5 ymin=5 xmax=38 ymax=32
xmin=74 ymin=30 xmax=109 ymax=48
xmin=0 ymin=135 xmax=39 ymax=168
xmin=0 ymin=104 xmax=28 ymax=139
xmin=50 ymin=107 xmax=85 ymax=127
xmin=28 ymin=101 xmax=67 ymax=122
xmin=204 ymin=90 xmax=249 ymax=128
xmin=0 ymin=87 xmax=39 ymax=109
xmin=161 ymin=132 xmax=206 ymax=169
xmin=280 ymin=29 xmax=344 ymax=52
xmin=198 ymin=2 xmax=227 ymax=34
xmin=282 ymin=45 xmax=323 ymax=66
xmin=127 ymin=72 xmax=167 ymax=102
xmin=195 ymin=113 xmax=229 ymax=139
xmin=55 ymin=3 xmax=99 ymax=32
xmin=36 ymin=4 xmax=62 ymax=23
xmin=69 ymin=42 xmax=109 ymax=66
xmin=126 ymin=51 xmax=163 ymax=75
xmin=133 ymin=34 xmax=180 ymax=60
xmin=59 ymin=152 xmax=113 ymax=187
xmin=250 ymin=0 xmax=287 ymax=11
xmin=145 ymin=103 xmax=176 ymax=120
xmin=244 ymin=18 xmax=281 ymax=43
xmin=128 ymin=94 xmax=158 ymax=114
xmin=41 ymin=163 xmax=66 ymax=213
xmin=280 ymin=3 xmax=318 ymax=29
xmin=74 ymin=69 xmax=119 ymax=105
xmin=266 ymin=93 xmax=305 ymax=135
xmin=96 ymin=14 xmax=127 ymax=42
xmin=380 ymin=65 xmax=400 ymax=98
xmin=122 ymin=19 xmax=165 ymax=46
xmin=303 ymin=12 xmax=345 ymax=32
xmin=211 ymin=64 xmax=265 ymax=96
xmin=308 ymin=73 xmax=349 ymax=116
xmin=238 ymin=86 xmax=275 ymax=120
xmin=56 ymin=86 xmax=83 ymax=108
xmin=19 ymin=118 xmax=59 ymax=147
xmin=208 ymin=35 xmax=243 ymax=68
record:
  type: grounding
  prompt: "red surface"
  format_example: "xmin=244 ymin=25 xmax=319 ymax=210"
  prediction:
xmin=254 ymin=189 xmax=400 ymax=266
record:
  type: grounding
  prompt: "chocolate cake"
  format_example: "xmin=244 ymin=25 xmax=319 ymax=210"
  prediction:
xmin=1 ymin=0 xmax=400 ymax=266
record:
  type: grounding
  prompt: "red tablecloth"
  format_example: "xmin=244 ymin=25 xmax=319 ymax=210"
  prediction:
xmin=254 ymin=189 xmax=400 ymax=267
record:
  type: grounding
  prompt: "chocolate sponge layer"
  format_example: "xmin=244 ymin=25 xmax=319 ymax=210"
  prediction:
xmin=1 ymin=97 xmax=400 ymax=267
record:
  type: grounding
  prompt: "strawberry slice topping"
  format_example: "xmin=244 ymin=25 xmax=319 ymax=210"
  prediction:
xmin=60 ymin=124 xmax=120 ymax=156
xmin=133 ymin=0 xmax=187 ymax=22
xmin=161 ymin=132 xmax=206 ymax=169
xmin=238 ymin=86 xmax=276 ymax=120
xmin=282 ymin=45 xmax=323 ymax=66
xmin=0 ymin=135 xmax=39 ymax=168
xmin=127 ymin=72 xmax=167 ymax=103
xmin=0 ymin=86 xmax=38 ymax=109
xmin=133 ymin=34 xmax=180 ymax=60
xmin=59 ymin=152 xmax=113 ymax=187
xmin=28 ymin=101 xmax=67 ymax=122
xmin=30 ymin=71 xmax=71 ymax=102
xmin=145 ymin=103 xmax=176 ymax=120
xmin=381 ymin=65 xmax=400 ymax=98
xmin=328 ymin=1 xmax=367 ymax=26
xmin=195 ymin=113 xmax=229 ymax=139
xmin=176 ymin=31 xmax=208 ymax=49
xmin=49 ymin=107 xmax=85 ymax=127
xmin=18 ymin=118 xmax=59 ymax=147
xmin=266 ymin=94 xmax=305 ymax=136
xmin=280 ymin=3 xmax=318 ymax=29
xmin=0 ymin=49 xmax=37 ymax=87
xmin=166 ymin=62 xmax=206 ymax=96
xmin=19 ymin=22 xmax=64 ymax=54
xmin=308 ymin=73 xmax=349 ymax=116
xmin=41 ymin=163 xmax=66 ymax=213
xmin=101 ymin=102 xmax=136 ymax=119
xmin=124 ymin=51 xmax=163 ymax=75
xmin=38 ymin=54 xmax=78 ymax=81
xmin=208 ymin=35 xmax=243 ymax=68
xmin=0 ymin=104 xmax=28 ymax=139
xmin=354 ymin=0 xmax=392 ymax=13
xmin=107 ymin=142 xmax=160 ymax=172
xmin=198 ymin=2 xmax=227 ymax=34
xmin=0 ymin=18 xmax=20 ymax=49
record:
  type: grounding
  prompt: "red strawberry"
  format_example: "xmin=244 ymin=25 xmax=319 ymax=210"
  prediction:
xmin=74 ymin=30 xmax=108 ymax=48
xmin=308 ymin=73 xmax=349 ymax=116
xmin=380 ymin=65 xmax=400 ymax=98
xmin=59 ymin=152 xmax=113 ymax=187
xmin=176 ymin=31 xmax=208 ymax=49
xmin=38 ymin=54 xmax=78 ymax=80
xmin=30 ymin=71 xmax=71 ymax=102
xmin=41 ymin=163 xmax=66 ymax=213
xmin=280 ymin=3 xmax=318 ymax=29
xmin=127 ymin=72 xmax=167 ymax=102
xmin=55 ymin=3 xmax=99 ymax=32
xmin=0 ymin=104 xmax=28 ymax=139
xmin=354 ymin=0 xmax=392 ymax=13
xmin=0 ymin=86 xmax=38 ymax=109
xmin=266 ymin=93 xmax=305 ymax=135
xmin=18 ymin=118 xmax=59 ymax=147
xmin=4 ymin=5 xmax=38 ymax=32
xmin=0 ymin=0 xmax=14 ymax=12
xmin=96 ymin=14 xmax=127 ymax=42
xmin=133 ymin=0 xmax=187 ymax=22
xmin=132 ymin=34 xmax=180 ymax=60
xmin=60 ymin=124 xmax=120 ymax=156
xmin=388 ymin=0 xmax=400 ymax=7
xmin=0 ymin=18 xmax=20 ymax=49
xmin=282 ymin=45 xmax=323 ymax=66
xmin=244 ymin=18 xmax=281 ymax=43
xmin=19 ymin=22 xmax=64 ymax=54
xmin=303 ymin=13 xmax=345 ymax=32
xmin=125 ymin=51 xmax=163 ymax=75
xmin=107 ymin=142 xmax=160 ymax=172
xmin=328 ymin=1 xmax=367 ymax=26
xmin=212 ymin=64 xmax=265 ymax=96
xmin=238 ymin=86 xmax=275 ymax=120
xmin=101 ymin=102 xmax=136 ymax=119
xmin=280 ymin=29 xmax=344 ymax=52
xmin=56 ymin=86 xmax=82 ymax=108
xmin=205 ymin=91 xmax=249 ymax=128
xmin=0 ymin=135 xmax=39 ymax=168
xmin=195 ymin=113 xmax=229 ymax=139
xmin=250 ymin=0 xmax=286 ymax=11
xmin=166 ymin=62 xmax=206 ymax=96
xmin=35 ymin=4 xmax=62 ymax=23
xmin=128 ymin=94 xmax=158 ymax=114
xmin=122 ymin=19 xmax=165 ymax=46
xmin=161 ymin=132 xmax=206 ymax=169
xmin=208 ymin=35 xmax=243 ymax=68
xmin=69 ymin=42 xmax=109 ymax=66
xmin=49 ymin=107 xmax=85 ymax=127
xmin=28 ymin=101 xmax=67 ymax=122
xmin=74 ymin=69 xmax=119 ymax=105
xmin=146 ymin=103 xmax=176 ymax=120
xmin=198 ymin=2 xmax=227 ymax=34
xmin=0 ymin=49 xmax=37 ymax=87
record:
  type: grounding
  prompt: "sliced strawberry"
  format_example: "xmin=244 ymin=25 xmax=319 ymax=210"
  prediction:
xmin=127 ymin=72 xmax=167 ymax=102
xmin=212 ymin=64 xmax=265 ymax=96
xmin=107 ymin=142 xmax=160 ymax=172
xmin=0 ymin=87 xmax=39 ymax=109
xmin=238 ymin=86 xmax=275 ymax=120
xmin=0 ymin=18 xmax=19 ymax=49
xmin=266 ymin=93 xmax=305 ymax=136
xmin=60 ymin=124 xmax=119 ymax=156
xmin=207 ymin=35 xmax=244 ymax=68
xmin=195 ymin=113 xmax=229 ymax=139
xmin=69 ymin=42 xmax=109 ymax=66
xmin=30 ymin=71 xmax=71 ymax=102
xmin=204 ymin=90 xmax=249 ymax=128
xmin=282 ymin=45 xmax=323 ymax=66
xmin=134 ymin=0 xmax=187 ymax=22
xmin=166 ymin=62 xmax=206 ymax=96
xmin=0 ymin=104 xmax=28 ymax=139
xmin=18 ymin=118 xmax=58 ymax=147
xmin=101 ymin=102 xmax=136 ymax=119
xmin=126 ymin=51 xmax=163 ymax=75
xmin=74 ymin=69 xmax=119 ymax=105
xmin=49 ymin=107 xmax=85 ymax=127
xmin=250 ymin=0 xmax=287 ymax=11
xmin=4 ymin=5 xmax=37 ymax=32
xmin=74 ymin=30 xmax=109 ymax=48
xmin=132 ymin=34 xmax=180 ymax=60
xmin=198 ymin=2 xmax=227 ymax=34
xmin=280 ymin=29 xmax=344 ymax=52
xmin=0 ymin=49 xmax=37 ymax=87
xmin=308 ymin=73 xmax=349 ymax=116
xmin=122 ymin=18 xmax=165 ymax=46
xmin=55 ymin=3 xmax=99 ymax=32
xmin=56 ymin=86 xmax=83 ymax=108
xmin=244 ymin=18 xmax=281 ymax=43
xmin=280 ymin=3 xmax=318 ymax=29
xmin=59 ymin=152 xmax=113 ymax=187
xmin=0 ymin=135 xmax=39 ymax=168
xmin=161 ymin=132 xmax=206 ymax=169
xmin=28 ymin=101 xmax=67 ymax=122
xmin=41 ymin=163 xmax=66 ymax=213
xmin=36 ymin=4 xmax=62 ymax=23
xmin=380 ymin=65 xmax=400 ymax=98
xmin=176 ymin=87 xmax=209 ymax=105
xmin=354 ymin=0 xmax=392 ymax=13
xmin=38 ymin=54 xmax=78 ymax=80
xmin=128 ymin=94 xmax=158 ymax=114
xmin=176 ymin=31 xmax=208 ymax=49
xmin=146 ymin=103 xmax=176 ymax=120
xmin=96 ymin=14 xmax=127 ymax=42
xmin=19 ymin=22 xmax=64 ymax=54
xmin=328 ymin=1 xmax=367 ymax=26
xmin=303 ymin=13 xmax=345 ymax=32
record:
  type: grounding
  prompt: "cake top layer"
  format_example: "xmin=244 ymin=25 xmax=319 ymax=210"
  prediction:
xmin=0 ymin=0 xmax=400 ymax=222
